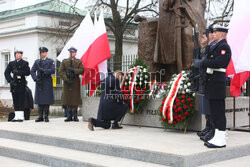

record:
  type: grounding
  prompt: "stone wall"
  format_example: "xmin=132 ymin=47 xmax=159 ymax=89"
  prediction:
xmin=81 ymin=97 xmax=250 ymax=131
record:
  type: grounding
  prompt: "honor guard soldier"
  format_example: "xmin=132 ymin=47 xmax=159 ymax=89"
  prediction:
xmin=195 ymin=26 xmax=216 ymax=142
xmin=31 ymin=47 xmax=55 ymax=122
xmin=4 ymin=50 xmax=30 ymax=121
xmin=58 ymin=47 xmax=84 ymax=122
xmin=200 ymin=25 xmax=231 ymax=148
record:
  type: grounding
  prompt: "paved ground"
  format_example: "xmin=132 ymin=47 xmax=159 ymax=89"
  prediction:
xmin=0 ymin=117 xmax=249 ymax=166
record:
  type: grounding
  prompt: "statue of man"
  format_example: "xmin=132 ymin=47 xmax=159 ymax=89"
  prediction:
xmin=154 ymin=0 xmax=206 ymax=73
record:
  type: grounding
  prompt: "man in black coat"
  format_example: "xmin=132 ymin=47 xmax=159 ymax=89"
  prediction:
xmin=88 ymin=70 xmax=128 ymax=130
xmin=31 ymin=47 xmax=55 ymax=122
xmin=200 ymin=25 xmax=231 ymax=148
xmin=4 ymin=50 xmax=30 ymax=121
xmin=24 ymin=81 xmax=34 ymax=120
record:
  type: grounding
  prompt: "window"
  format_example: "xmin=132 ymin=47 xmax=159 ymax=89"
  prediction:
xmin=2 ymin=52 xmax=10 ymax=85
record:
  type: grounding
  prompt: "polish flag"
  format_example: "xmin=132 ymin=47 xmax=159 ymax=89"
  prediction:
xmin=57 ymin=12 xmax=94 ymax=62
xmin=57 ymin=11 xmax=111 ymax=96
xmin=81 ymin=10 xmax=111 ymax=96
xmin=226 ymin=0 xmax=250 ymax=97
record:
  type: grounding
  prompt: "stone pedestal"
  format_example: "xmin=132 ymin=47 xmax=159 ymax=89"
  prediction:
xmin=81 ymin=97 xmax=249 ymax=131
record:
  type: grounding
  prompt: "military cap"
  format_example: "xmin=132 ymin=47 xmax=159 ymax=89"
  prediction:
xmin=68 ymin=47 xmax=77 ymax=52
xmin=39 ymin=47 xmax=48 ymax=53
xmin=213 ymin=25 xmax=228 ymax=33
xmin=208 ymin=26 xmax=213 ymax=33
xmin=14 ymin=50 xmax=23 ymax=54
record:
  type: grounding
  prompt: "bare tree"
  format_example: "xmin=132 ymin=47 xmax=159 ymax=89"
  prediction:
xmin=90 ymin=0 xmax=158 ymax=70
xmin=205 ymin=0 xmax=234 ymax=26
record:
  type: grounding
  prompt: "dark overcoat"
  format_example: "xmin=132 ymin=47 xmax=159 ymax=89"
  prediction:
xmin=97 ymin=74 xmax=128 ymax=121
xmin=31 ymin=58 xmax=55 ymax=104
xmin=24 ymin=86 xmax=34 ymax=109
xmin=4 ymin=59 xmax=30 ymax=93
xmin=58 ymin=58 xmax=84 ymax=105
xmin=203 ymin=39 xmax=231 ymax=99
xmin=196 ymin=41 xmax=216 ymax=115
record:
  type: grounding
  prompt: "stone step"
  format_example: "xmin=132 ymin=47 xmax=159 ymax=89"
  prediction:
xmin=0 ymin=156 xmax=48 ymax=167
xmin=0 ymin=129 xmax=181 ymax=167
xmin=0 ymin=118 xmax=250 ymax=167
xmin=0 ymin=138 xmax=168 ymax=167
xmin=199 ymin=155 xmax=250 ymax=167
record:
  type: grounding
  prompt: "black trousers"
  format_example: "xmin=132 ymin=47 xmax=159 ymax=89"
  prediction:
xmin=38 ymin=105 xmax=49 ymax=117
xmin=12 ymin=91 xmax=25 ymax=111
xmin=93 ymin=109 xmax=127 ymax=129
xmin=24 ymin=108 xmax=30 ymax=120
xmin=209 ymin=99 xmax=226 ymax=131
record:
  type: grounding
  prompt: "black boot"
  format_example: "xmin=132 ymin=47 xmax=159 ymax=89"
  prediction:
xmin=35 ymin=107 xmax=44 ymax=122
xmin=200 ymin=119 xmax=215 ymax=142
xmin=112 ymin=122 xmax=123 ymax=129
xmin=200 ymin=129 xmax=215 ymax=142
xmin=64 ymin=110 xmax=73 ymax=122
xmin=73 ymin=110 xmax=79 ymax=122
xmin=44 ymin=109 xmax=49 ymax=122
xmin=197 ymin=118 xmax=211 ymax=137
xmin=197 ymin=127 xmax=210 ymax=137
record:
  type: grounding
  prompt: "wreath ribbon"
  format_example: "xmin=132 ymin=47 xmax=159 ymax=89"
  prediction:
xmin=148 ymin=80 xmax=156 ymax=98
xmin=162 ymin=73 xmax=183 ymax=123
xmin=129 ymin=66 xmax=140 ymax=113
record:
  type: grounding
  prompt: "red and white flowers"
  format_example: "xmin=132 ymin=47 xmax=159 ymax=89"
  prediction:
xmin=159 ymin=71 xmax=196 ymax=129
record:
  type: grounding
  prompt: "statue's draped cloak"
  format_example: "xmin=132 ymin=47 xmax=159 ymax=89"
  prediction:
xmin=154 ymin=0 xmax=206 ymax=72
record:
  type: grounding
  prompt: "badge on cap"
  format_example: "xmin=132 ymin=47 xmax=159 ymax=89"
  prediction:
xmin=221 ymin=50 xmax=226 ymax=55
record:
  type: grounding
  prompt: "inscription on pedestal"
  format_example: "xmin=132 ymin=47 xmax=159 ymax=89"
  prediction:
xmin=146 ymin=110 xmax=160 ymax=115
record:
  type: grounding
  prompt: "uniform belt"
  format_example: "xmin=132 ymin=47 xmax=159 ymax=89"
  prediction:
xmin=206 ymin=68 xmax=226 ymax=74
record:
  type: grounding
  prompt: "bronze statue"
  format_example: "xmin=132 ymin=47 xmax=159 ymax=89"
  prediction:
xmin=154 ymin=0 xmax=206 ymax=72
xmin=136 ymin=0 xmax=206 ymax=81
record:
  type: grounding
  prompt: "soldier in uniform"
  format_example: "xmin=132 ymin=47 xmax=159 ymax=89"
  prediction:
xmin=31 ymin=47 xmax=55 ymax=122
xmin=88 ymin=70 xmax=128 ymax=131
xmin=58 ymin=47 xmax=84 ymax=122
xmin=200 ymin=25 xmax=231 ymax=148
xmin=4 ymin=50 xmax=30 ymax=121
xmin=195 ymin=26 xmax=217 ymax=142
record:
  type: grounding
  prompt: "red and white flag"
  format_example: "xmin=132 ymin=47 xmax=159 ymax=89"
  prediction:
xmin=57 ymin=12 xmax=94 ymax=61
xmin=57 ymin=11 xmax=111 ymax=96
xmin=82 ymin=10 xmax=111 ymax=95
xmin=226 ymin=0 xmax=250 ymax=97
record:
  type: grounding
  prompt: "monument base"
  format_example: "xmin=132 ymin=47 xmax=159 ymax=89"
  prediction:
xmin=81 ymin=97 xmax=249 ymax=131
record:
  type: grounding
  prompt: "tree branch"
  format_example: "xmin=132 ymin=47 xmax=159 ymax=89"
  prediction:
xmin=100 ymin=0 xmax=112 ymax=8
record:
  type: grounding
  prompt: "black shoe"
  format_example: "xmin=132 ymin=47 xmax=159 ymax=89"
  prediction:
xmin=11 ymin=119 xmax=18 ymax=122
xmin=17 ymin=119 xmax=23 ymax=122
xmin=73 ymin=116 xmax=79 ymax=122
xmin=44 ymin=116 xmax=49 ymax=122
xmin=88 ymin=118 xmax=94 ymax=131
xmin=200 ymin=129 xmax=215 ymax=142
xmin=112 ymin=123 xmax=123 ymax=129
xmin=197 ymin=127 xmax=210 ymax=137
xmin=204 ymin=142 xmax=226 ymax=148
xmin=64 ymin=117 xmax=73 ymax=122
xmin=35 ymin=117 xmax=44 ymax=122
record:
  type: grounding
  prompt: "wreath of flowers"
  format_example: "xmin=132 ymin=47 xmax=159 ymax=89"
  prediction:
xmin=159 ymin=71 xmax=196 ymax=129
xmin=121 ymin=59 xmax=150 ymax=113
